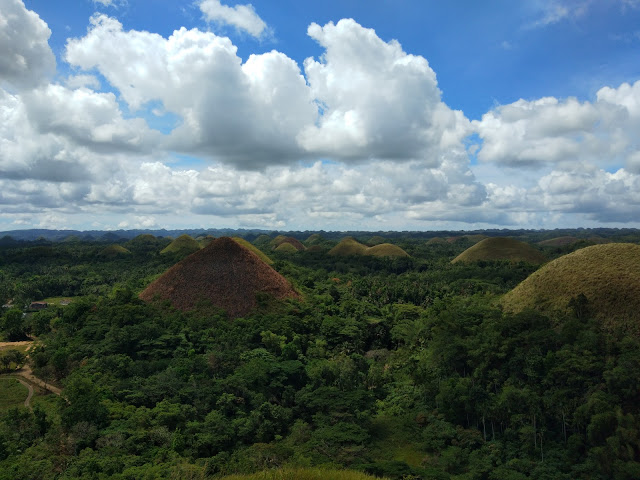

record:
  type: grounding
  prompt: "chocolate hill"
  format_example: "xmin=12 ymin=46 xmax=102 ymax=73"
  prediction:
xmin=452 ymin=237 xmax=546 ymax=264
xmin=501 ymin=243 xmax=640 ymax=331
xmin=328 ymin=237 xmax=369 ymax=256
xmin=140 ymin=237 xmax=300 ymax=318
xmin=364 ymin=243 xmax=410 ymax=258
xmin=272 ymin=236 xmax=306 ymax=251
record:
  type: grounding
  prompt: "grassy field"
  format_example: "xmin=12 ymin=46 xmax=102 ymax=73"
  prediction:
xmin=41 ymin=297 xmax=80 ymax=306
xmin=218 ymin=468 xmax=388 ymax=480
xmin=0 ymin=344 xmax=31 ymax=354
xmin=0 ymin=378 xmax=28 ymax=410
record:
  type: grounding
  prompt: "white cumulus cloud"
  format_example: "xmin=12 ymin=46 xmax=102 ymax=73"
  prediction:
xmin=199 ymin=0 xmax=268 ymax=38
xmin=0 ymin=0 xmax=55 ymax=90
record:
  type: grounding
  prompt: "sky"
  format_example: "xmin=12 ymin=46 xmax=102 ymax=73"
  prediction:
xmin=1 ymin=0 xmax=640 ymax=232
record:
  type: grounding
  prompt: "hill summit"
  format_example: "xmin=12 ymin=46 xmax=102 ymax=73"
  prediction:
xmin=140 ymin=237 xmax=299 ymax=318
xmin=452 ymin=237 xmax=546 ymax=264
xmin=501 ymin=243 xmax=640 ymax=331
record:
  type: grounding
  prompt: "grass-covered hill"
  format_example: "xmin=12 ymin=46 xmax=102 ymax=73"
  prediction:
xmin=275 ymin=242 xmax=300 ymax=254
xmin=501 ymin=243 xmax=640 ymax=330
xmin=305 ymin=233 xmax=324 ymax=245
xmin=447 ymin=234 xmax=487 ymax=244
xmin=272 ymin=236 xmax=306 ymax=251
xmin=452 ymin=237 xmax=546 ymax=264
xmin=426 ymin=236 xmax=447 ymax=245
xmin=366 ymin=235 xmax=387 ymax=246
xmin=328 ymin=237 xmax=369 ymax=256
xmin=99 ymin=244 xmax=131 ymax=257
xmin=140 ymin=236 xmax=299 ymax=317
xmin=232 ymin=237 xmax=274 ymax=265
xmin=160 ymin=234 xmax=201 ymax=257
xmin=274 ymin=237 xmax=306 ymax=252
xmin=196 ymin=234 xmax=216 ymax=248
xmin=364 ymin=243 xmax=410 ymax=258
xmin=537 ymin=236 xmax=580 ymax=247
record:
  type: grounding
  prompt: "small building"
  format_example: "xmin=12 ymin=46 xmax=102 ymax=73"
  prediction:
xmin=29 ymin=301 xmax=48 ymax=310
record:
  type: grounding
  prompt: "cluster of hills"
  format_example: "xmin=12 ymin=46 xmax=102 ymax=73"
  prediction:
xmin=5 ymin=227 xmax=640 ymax=327
xmin=105 ymin=230 xmax=640 ymax=327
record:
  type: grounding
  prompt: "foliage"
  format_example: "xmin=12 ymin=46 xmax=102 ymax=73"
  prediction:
xmin=0 ymin=231 xmax=639 ymax=478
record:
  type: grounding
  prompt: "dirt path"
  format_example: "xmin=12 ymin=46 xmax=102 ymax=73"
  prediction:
xmin=0 ymin=340 xmax=33 ymax=349
xmin=15 ymin=365 xmax=63 ymax=396
xmin=14 ymin=377 xmax=34 ymax=409
xmin=1 ymin=340 xmax=63 ymax=396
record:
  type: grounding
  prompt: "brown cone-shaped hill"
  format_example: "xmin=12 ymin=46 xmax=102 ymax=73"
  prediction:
xmin=452 ymin=237 xmax=546 ymax=264
xmin=272 ymin=236 xmax=306 ymax=251
xmin=501 ymin=243 xmax=640 ymax=332
xmin=140 ymin=237 xmax=300 ymax=318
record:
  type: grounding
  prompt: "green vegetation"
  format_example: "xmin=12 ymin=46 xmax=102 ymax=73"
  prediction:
xmin=99 ymin=244 xmax=131 ymax=257
xmin=219 ymin=467 xmax=388 ymax=480
xmin=0 ymin=229 xmax=639 ymax=479
xmin=305 ymin=234 xmax=324 ymax=245
xmin=502 ymin=243 xmax=640 ymax=331
xmin=426 ymin=236 xmax=447 ymax=245
xmin=364 ymin=243 xmax=409 ymax=258
xmin=233 ymin=237 xmax=274 ymax=265
xmin=0 ymin=379 xmax=28 ymax=409
xmin=366 ymin=235 xmax=386 ymax=246
xmin=328 ymin=237 xmax=369 ymax=256
xmin=160 ymin=234 xmax=201 ymax=257
xmin=537 ymin=236 xmax=580 ymax=247
xmin=452 ymin=236 xmax=547 ymax=264
xmin=275 ymin=242 xmax=299 ymax=254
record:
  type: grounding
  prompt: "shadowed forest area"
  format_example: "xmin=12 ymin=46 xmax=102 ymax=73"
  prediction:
xmin=0 ymin=229 xmax=639 ymax=479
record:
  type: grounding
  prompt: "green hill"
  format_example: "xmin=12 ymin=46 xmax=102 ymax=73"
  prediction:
xmin=160 ymin=234 xmax=201 ymax=256
xmin=129 ymin=233 xmax=157 ymax=245
xmin=501 ymin=243 xmax=640 ymax=331
xmin=271 ymin=236 xmax=306 ymax=251
xmin=99 ymin=244 xmax=131 ymax=257
xmin=426 ymin=236 xmax=447 ymax=245
xmin=328 ymin=237 xmax=369 ymax=256
xmin=537 ymin=236 xmax=580 ymax=247
xmin=366 ymin=235 xmax=387 ymax=246
xmin=275 ymin=242 xmax=300 ymax=254
xmin=452 ymin=237 xmax=546 ymax=264
xmin=306 ymin=233 xmax=328 ymax=246
xmin=232 ymin=237 xmax=274 ymax=265
xmin=196 ymin=235 xmax=216 ymax=248
xmin=365 ymin=243 xmax=410 ymax=258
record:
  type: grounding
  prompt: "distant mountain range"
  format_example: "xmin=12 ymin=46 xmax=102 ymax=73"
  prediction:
xmin=1 ymin=227 xmax=639 ymax=243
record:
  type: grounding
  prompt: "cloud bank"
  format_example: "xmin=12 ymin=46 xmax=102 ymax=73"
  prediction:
xmin=0 ymin=0 xmax=640 ymax=231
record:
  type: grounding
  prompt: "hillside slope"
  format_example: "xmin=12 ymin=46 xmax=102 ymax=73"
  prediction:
xmin=502 ymin=243 xmax=640 ymax=329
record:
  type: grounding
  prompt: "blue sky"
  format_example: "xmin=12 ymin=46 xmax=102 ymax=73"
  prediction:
xmin=1 ymin=0 xmax=640 ymax=231
xmin=33 ymin=0 xmax=640 ymax=118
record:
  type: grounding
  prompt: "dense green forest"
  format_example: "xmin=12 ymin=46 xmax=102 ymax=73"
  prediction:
xmin=0 ymin=231 xmax=639 ymax=479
